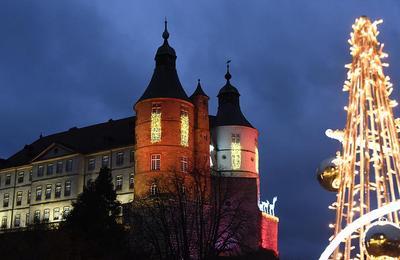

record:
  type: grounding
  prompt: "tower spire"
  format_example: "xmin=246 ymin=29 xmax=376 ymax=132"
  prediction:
xmin=136 ymin=19 xmax=189 ymax=103
xmin=162 ymin=17 xmax=169 ymax=42
xmin=225 ymin=60 xmax=232 ymax=82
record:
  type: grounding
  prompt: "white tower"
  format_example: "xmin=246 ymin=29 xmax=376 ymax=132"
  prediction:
xmin=211 ymin=63 xmax=259 ymax=180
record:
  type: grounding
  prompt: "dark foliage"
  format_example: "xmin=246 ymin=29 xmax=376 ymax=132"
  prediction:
xmin=61 ymin=166 xmax=127 ymax=258
xmin=128 ymin=170 xmax=251 ymax=260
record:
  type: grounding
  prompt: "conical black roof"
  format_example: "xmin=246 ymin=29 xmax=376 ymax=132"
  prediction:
xmin=214 ymin=65 xmax=253 ymax=128
xmin=190 ymin=79 xmax=209 ymax=99
xmin=137 ymin=21 xmax=189 ymax=103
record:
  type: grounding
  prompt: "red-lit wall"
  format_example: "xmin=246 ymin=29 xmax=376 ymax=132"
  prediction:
xmin=260 ymin=212 xmax=279 ymax=256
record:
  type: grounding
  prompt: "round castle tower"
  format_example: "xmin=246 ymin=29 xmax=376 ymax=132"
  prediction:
xmin=211 ymin=64 xmax=259 ymax=179
xmin=211 ymin=63 xmax=261 ymax=251
xmin=134 ymin=21 xmax=195 ymax=197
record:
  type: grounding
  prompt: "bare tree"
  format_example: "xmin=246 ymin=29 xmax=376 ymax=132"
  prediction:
xmin=127 ymin=167 xmax=252 ymax=260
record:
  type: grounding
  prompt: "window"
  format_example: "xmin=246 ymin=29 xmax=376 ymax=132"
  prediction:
xmin=56 ymin=161 xmax=63 ymax=174
xmin=151 ymin=103 xmax=162 ymax=143
xmin=37 ymin=165 xmax=44 ymax=177
xmin=47 ymin=164 xmax=53 ymax=175
xmin=180 ymin=157 xmax=188 ymax=173
xmin=29 ymin=170 xmax=32 ymax=181
xmin=14 ymin=214 xmax=20 ymax=227
xmin=116 ymin=152 xmax=124 ymax=166
xmin=16 ymin=191 xmax=22 ymax=206
xmin=53 ymin=208 xmax=60 ymax=221
xmin=36 ymin=186 xmax=42 ymax=201
xmin=232 ymin=134 xmax=240 ymax=143
xmin=180 ymin=109 xmax=189 ymax=147
xmin=26 ymin=213 xmax=30 ymax=226
xmin=66 ymin=159 xmax=73 ymax=172
xmin=3 ymin=193 xmax=9 ymax=207
xmin=231 ymin=134 xmax=241 ymax=170
xmin=116 ymin=175 xmax=123 ymax=191
xmin=34 ymin=210 xmax=40 ymax=224
xmin=55 ymin=183 xmax=61 ymax=198
xmin=27 ymin=191 xmax=31 ymax=204
xmin=45 ymin=184 xmax=52 ymax=200
xmin=17 ymin=172 xmax=24 ymax=183
xmin=5 ymin=174 xmax=11 ymax=185
xmin=43 ymin=209 xmax=50 ymax=222
xmin=64 ymin=181 xmax=71 ymax=196
xmin=88 ymin=158 xmax=95 ymax=171
xmin=151 ymin=154 xmax=161 ymax=171
xmin=102 ymin=155 xmax=109 ymax=168
xmin=63 ymin=207 xmax=70 ymax=219
xmin=1 ymin=216 xmax=7 ymax=228
xmin=150 ymin=183 xmax=158 ymax=196
xmin=130 ymin=150 xmax=134 ymax=163
xmin=129 ymin=174 xmax=134 ymax=189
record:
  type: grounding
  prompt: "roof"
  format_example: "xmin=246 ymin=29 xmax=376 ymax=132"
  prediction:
xmin=1 ymin=117 xmax=135 ymax=169
xmin=190 ymin=80 xmax=209 ymax=99
xmin=137 ymin=22 xmax=189 ymax=103
xmin=215 ymin=72 xmax=253 ymax=128
xmin=217 ymin=82 xmax=240 ymax=97
xmin=0 ymin=159 xmax=5 ymax=168
xmin=215 ymin=101 xmax=253 ymax=128
xmin=1 ymin=115 xmax=218 ymax=170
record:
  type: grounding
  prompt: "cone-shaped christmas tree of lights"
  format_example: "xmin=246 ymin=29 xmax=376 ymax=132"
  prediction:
xmin=327 ymin=16 xmax=400 ymax=259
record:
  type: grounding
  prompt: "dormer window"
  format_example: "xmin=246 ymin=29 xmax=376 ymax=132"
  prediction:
xmin=180 ymin=109 xmax=189 ymax=147
xmin=151 ymin=103 xmax=162 ymax=143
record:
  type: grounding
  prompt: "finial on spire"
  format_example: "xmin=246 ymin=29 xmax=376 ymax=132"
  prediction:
xmin=197 ymin=78 xmax=201 ymax=85
xmin=162 ymin=17 xmax=169 ymax=41
xmin=225 ymin=60 xmax=232 ymax=81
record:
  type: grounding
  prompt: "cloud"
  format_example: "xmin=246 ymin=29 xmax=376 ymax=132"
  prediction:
xmin=1 ymin=0 xmax=400 ymax=258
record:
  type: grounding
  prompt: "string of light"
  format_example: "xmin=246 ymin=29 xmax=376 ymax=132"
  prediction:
xmin=326 ymin=17 xmax=400 ymax=259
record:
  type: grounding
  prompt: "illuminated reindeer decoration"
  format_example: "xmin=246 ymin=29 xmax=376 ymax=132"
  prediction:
xmin=258 ymin=196 xmax=277 ymax=216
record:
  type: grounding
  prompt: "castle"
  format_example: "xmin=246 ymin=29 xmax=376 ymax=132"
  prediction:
xmin=0 ymin=21 xmax=278 ymax=255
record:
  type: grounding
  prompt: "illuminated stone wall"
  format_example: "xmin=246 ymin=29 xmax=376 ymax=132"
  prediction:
xmin=192 ymin=93 xmax=210 ymax=172
xmin=260 ymin=212 xmax=279 ymax=256
xmin=134 ymin=98 xmax=195 ymax=197
xmin=211 ymin=125 xmax=259 ymax=178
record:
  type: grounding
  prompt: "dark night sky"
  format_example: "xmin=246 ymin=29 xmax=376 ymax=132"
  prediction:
xmin=1 ymin=1 xmax=400 ymax=258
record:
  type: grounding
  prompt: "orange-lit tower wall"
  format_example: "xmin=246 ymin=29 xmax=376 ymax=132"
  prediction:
xmin=134 ymin=22 xmax=195 ymax=198
xmin=190 ymin=80 xmax=210 ymax=174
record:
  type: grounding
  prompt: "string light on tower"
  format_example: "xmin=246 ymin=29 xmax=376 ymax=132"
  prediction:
xmin=180 ymin=109 xmax=189 ymax=147
xmin=320 ymin=16 xmax=400 ymax=259
xmin=151 ymin=104 xmax=162 ymax=143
